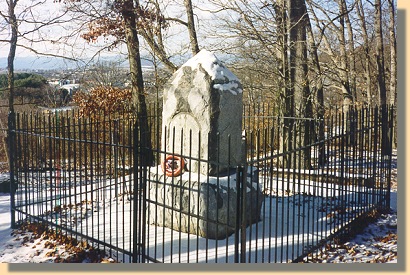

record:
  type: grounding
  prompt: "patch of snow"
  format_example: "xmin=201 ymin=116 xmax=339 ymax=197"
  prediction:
xmin=183 ymin=50 xmax=238 ymax=81
xmin=175 ymin=49 xmax=243 ymax=95
xmin=213 ymin=82 xmax=242 ymax=95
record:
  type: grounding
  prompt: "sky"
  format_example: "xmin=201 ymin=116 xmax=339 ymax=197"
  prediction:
xmin=0 ymin=0 xmax=404 ymax=72
xmin=0 ymin=0 xmax=220 ymax=64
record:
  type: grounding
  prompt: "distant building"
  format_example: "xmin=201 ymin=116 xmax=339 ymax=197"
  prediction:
xmin=59 ymin=83 xmax=80 ymax=105
xmin=60 ymin=84 xmax=80 ymax=96
xmin=59 ymin=79 xmax=76 ymax=86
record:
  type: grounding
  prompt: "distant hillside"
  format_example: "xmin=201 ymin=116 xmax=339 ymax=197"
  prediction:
xmin=0 ymin=73 xmax=47 ymax=89
xmin=0 ymin=56 xmax=82 ymax=71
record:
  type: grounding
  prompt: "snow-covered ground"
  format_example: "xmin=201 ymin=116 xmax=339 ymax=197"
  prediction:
xmin=0 ymin=189 xmax=397 ymax=263
xmin=0 ymin=151 xmax=398 ymax=263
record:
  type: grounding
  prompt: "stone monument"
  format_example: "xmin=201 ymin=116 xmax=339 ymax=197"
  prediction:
xmin=147 ymin=50 xmax=263 ymax=239
xmin=161 ymin=49 xmax=243 ymax=175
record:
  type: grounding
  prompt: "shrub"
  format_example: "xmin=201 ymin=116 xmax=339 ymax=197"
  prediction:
xmin=73 ymin=86 xmax=132 ymax=117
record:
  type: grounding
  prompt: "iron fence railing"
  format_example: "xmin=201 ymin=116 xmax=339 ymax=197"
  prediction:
xmin=7 ymin=104 xmax=394 ymax=263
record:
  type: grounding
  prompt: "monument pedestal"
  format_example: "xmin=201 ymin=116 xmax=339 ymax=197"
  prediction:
xmin=147 ymin=170 xmax=263 ymax=240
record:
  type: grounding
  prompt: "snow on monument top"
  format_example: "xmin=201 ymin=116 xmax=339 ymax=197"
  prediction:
xmin=176 ymin=49 xmax=242 ymax=95
xmin=183 ymin=50 xmax=237 ymax=81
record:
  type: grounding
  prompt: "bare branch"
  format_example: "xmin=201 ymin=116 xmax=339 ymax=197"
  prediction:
xmin=165 ymin=17 xmax=188 ymax=26
xmin=16 ymin=43 xmax=78 ymax=61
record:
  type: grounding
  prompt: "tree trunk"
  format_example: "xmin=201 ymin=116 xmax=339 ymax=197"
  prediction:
xmin=337 ymin=0 xmax=354 ymax=114
xmin=139 ymin=27 xmax=178 ymax=73
xmin=356 ymin=0 xmax=373 ymax=106
xmin=275 ymin=0 xmax=294 ymax=168
xmin=342 ymin=0 xmax=357 ymax=102
xmin=7 ymin=0 xmax=18 ymax=113
xmin=6 ymin=0 xmax=18 ymax=229
xmin=270 ymin=0 xmax=290 ymax=119
xmin=305 ymin=4 xmax=325 ymax=166
xmin=277 ymin=0 xmax=292 ymax=166
xmin=120 ymin=0 xmax=152 ymax=165
xmin=375 ymin=0 xmax=390 ymax=156
xmin=388 ymin=0 xmax=397 ymax=148
xmin=375 ymin=0 xmax=387 ymax=107
xmin=388 ymin=0 xmax=397 ymax=106
xmin=288 ymin=0 xmax=312 ymax=169
xmin=184 ymin=0 xmax=200 ymax=55
xmin=332 ymin=0 xmax=356 ymax=146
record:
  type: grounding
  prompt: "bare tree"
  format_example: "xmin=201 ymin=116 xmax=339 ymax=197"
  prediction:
xmin=206 ymin=0 xmax=313 ymax=167
xmin=289 ymin=0 xmax=312 ymax=118
xmin=388 ymin=0 xmax=397 ymax=148
xmin=76 ymin=0 xmax=204 ymax=73
xmin=304 ymin=1 xmax=326 ymax=164
xmin=336 ymin=0 xmax=354 ymax=111
xmin=1 ymin=0 xmax=77 ymax=112
xmin=57 ymin=0 xmax=154 ymax=163
xmin=118 ymin=0 xmax=152 ymax=165
xmin=184 ymin=0 xmax=200 ymax=54
xmin=84 ymin=61 xmax=128 ymax=88
xmin=276 ymin=0 xmax=290 ymax=119
xmin=1 ymin=0 xmax=74 ymax=202
xmin=387 ymin=0 xmax=397 ymax=107
xmin=4 ymin=0 xmax=18 ymax=113
xmin=374 ymin=0 xmax=390 ymax=156
xmin=307 ymin=0 xmax=356 ymax=112
xmin=356 ymin=0 xmax=373 ymax=106
xmin=375 ymin=0 xmax=387 ymax=107
xmin=288 ymin=0 xmax=313 ymax=168
xmin=206 ymin=0 xmax=288 ymax=107
xmin=341 ymin=0 xmax=357 ymax=102
xmin=137 ymin=0 xmax=177 ymax=72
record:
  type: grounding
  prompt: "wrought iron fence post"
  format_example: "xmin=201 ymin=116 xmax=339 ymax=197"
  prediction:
xmin=140 ymin=126 xmax=149 ymax=263
xmin=114 ymin=119 xmax=119 ymax=197
xmin=240 ymin=131 xmax=247 ymax=263
xmin=132 ymin=120 xmax=140 ymax=263
xmin=386 ymin=105 xmax=395 ymax=210
xmin=234 ymin=130 xmax=248 ymax=263
xmin=372 ymin=107 xmax=379 ymax=209
xmin=7 ymin=111 xmax=17 ymax=229
xmin=234 ymin=166 xmax=241 ymax=263
xmin=132 ymin=118 xmax=149 ymax=263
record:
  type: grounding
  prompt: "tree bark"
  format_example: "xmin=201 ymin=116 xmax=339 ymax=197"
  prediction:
xmin=6 ymin=0 xmax=18 ymax=229
xmin=139 ymin=27 xmax=178 ymax=73
xmin=388 ymin=0 xmax=397 ymax=148
xmin=375 ymin=0 xmax=387 ymax=107
xmin=305 ymin=3 xmax=325 ymax=165
xmin=388 ymin=0 xmax=397 ymax=106
xmin=184 ymin=0 xmax=200 ymax=55
xmin=356 ymin=0 xmax=373 ymax=106
xmin=119 ymin=0 xmax=152 ymax=165
xmin=342 ymin=0 xmax=357 ymax=102
xmin=337 ymin=0 xmax=353 ymax=114
xmin=288 ymin=0 xmax=312 ymax=169
xmin=276 ymin=0 xmax=293 ymax=166
xmin=7 ymin=0 xmax=18 ymax=113
xmin=375 ymin=0 xmax=390 ymax=155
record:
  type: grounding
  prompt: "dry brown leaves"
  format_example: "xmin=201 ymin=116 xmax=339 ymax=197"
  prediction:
xmin=73 ymin=86 xmax=132 ymax=118
xmin=14 ymin=221 xmax=115 ymax=263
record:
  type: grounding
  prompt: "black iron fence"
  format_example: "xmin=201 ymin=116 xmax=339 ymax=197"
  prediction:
xmin=7 ymin=104 xmax=394 ymax=263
